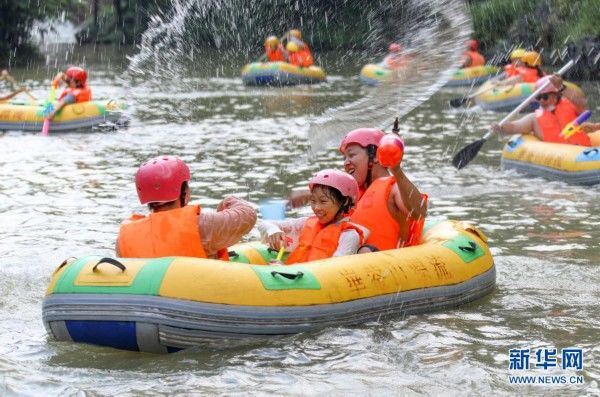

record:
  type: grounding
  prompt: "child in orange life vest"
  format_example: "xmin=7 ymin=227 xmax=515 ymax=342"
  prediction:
xmin=257 ymin=169 xmax=369 ymax=264
xmin=491 ymin=75 xmax=592 ymax=146
xmin=460 ymin=39 xmax=485 ymax=68
xmin=116 ymin=155 xmax=257 ymax=259
xmin=47 ymin=66 xmax=92 ymax=120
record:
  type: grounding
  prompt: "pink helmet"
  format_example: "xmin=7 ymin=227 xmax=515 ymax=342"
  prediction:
xmin=135 ymin=156 xmax=190 ymax=205
xmin=65 ymin=66 xmax=87 ymax=85
xmin=389 ymin=43 xmax=401 ymax=53
xmin=339 ymin=128 xmax=385 ymax=154
xmin=308 ymin=169 xmax=359 ymax=204
xmin=535 ymin=76 xmax=560 ymax=95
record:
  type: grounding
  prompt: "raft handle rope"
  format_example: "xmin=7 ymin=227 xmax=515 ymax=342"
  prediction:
xmin=54 ymin=257 xmax=76 ymax=274
xmin=271 ymin=270 xmax=304 ymax=280
xmin=93 ymin=257 xmax=127 ymax=272
xmin=458 ymin=241 xmax=477 ymax=253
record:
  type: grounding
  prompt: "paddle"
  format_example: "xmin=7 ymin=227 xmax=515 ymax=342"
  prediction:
xmin=0 ymin=71 xmax=37 ymax=102
xmin=449 ymin=82 xmax=498 ymax=108
xmin=451 ymin=59 xmax=575 ymax=170
xmin=41 ymin=83 xmax=57 ymax=136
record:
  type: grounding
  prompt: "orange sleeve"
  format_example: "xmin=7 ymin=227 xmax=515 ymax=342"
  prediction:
xmin=198 ymin=197 xmax=257 ymax=257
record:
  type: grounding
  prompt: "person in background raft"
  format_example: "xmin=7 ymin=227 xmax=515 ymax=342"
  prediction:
xmin=504 ymin=48 xmax=525 ymax=78
xmin=116 ymin=156 xmax=257 ymax=260
xmin=460 ymin=39 xmax=485 ymax=68
xmin=289 ymin=128 xmax=428 ymax=251
xmin=47 ymin=66 xmax=92 ymax=120
xmin=492 ymin=74 xmax=592 ymax=146
xmin=258 ymin=169 xmax=369 ymax=264
xmin=286 ymin=29 xmax=314 ymax=67
xmin=382 ymin=43 xmax=407 ymax=69
xmin=264 ymin=36 xmax=287 ymax=62
xmin=496 ymin=50 xmax=544 ymax=86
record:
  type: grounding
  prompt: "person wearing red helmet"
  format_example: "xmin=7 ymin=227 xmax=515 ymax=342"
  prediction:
xmin=460 ymin=39 xmax=485 ymax=68
xmin=491 ymin=75 xmax=591 ymax=146
xmin=116 ymin=155 xmax=257 ymax=259
xmin=340 ymin=128 xmax=427 ymax=250
xmin=258 ymin=169 xmax=369 ymax=264
xmin=47 ymin=66 xmax=92 ymax=120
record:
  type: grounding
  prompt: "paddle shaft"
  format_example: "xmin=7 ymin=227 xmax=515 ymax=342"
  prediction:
xmin=483 ymin=59 xmax=575 ymax=140
xmin=2 ymin=73 xmax=37 ymax=101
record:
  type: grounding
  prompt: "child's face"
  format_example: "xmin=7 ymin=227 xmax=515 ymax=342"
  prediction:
xmin=310 ymin=186 xmax=341 ymax=225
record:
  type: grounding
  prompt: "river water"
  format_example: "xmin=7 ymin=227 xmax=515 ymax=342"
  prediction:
xmin=0 ymin=46 xmax=598 ymax=396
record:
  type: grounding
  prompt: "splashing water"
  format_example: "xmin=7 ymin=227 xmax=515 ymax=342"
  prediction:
xmin=127 ymin=0 xmax=471 ymax=150
xmin=308 ymin=0 xmax=471 ymax=150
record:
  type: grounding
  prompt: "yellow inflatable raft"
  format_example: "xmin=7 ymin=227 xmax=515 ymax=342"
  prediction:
xmin=501 ymin=131 xmax=600 ymax=185
xmin=445 ymin=65 xmax=499 ymax=87
xmin=475 ymin=80 xmax=583 ymax=112
xmin=0 ymin=100 xmax=127 ymax=132
xmin=42 ymin=220 xmax=495 ymax=353
xmin=241 ymin=62 xmax=326 ymax=86
xmin=359 ymin=63 xmax=390 ymax=86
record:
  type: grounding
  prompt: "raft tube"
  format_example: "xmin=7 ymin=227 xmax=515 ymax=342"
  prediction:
xmin=359 ymin=64 xmax=390 ymax=86
xmin=42 ymin=220 xmax=495 ymax=353
xmin=241 ymin=62 xmax=326 ymax=86
xmin=444 ymin=65 xmax=499 ymax=87
xmin=475 ymin=80 xmax=583 ymax=112
xmin=501 ymin=131 xmax=600 ymax=185
xmin=0 ymin=100 xmax=127 ymax=133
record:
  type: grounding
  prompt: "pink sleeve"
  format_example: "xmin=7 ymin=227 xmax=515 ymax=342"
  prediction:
xmin=198 ymin=197 xmax=257 ymax=257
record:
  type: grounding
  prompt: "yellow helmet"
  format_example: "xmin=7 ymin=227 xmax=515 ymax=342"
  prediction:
xmin=521 ymin=51 xmax=542 ymax=67
xmin=264 ymin=35 xmax=279 ymax=47
xmin=286 ymin=41 xmax=299 ymax=52
xmin=289 ymin=29 xmax=302 ymax=40
xmin=509 ymin=48 xmax=526 ymax=60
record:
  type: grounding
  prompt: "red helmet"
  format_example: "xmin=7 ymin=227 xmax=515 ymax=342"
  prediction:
xmin=388 ymin=43 xmax=401 ymax=53
xmin=468 ymin=39 xmax=479 ymax=51
xmin=339 ymin=128 xmax=385 ymax=154
xmin=135 ymin=156 xmax=190 ymax=205
xmin=309 ymin=169 xmax=359 ymax=204
xmin=64 ymin=66 xmax=87 ymax=85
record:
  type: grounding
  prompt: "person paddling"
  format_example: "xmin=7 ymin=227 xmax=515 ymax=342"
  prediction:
xmin=460 ymin=39 xmax=485 ymax=68
xmin=491 ymin=74 xmax=592 ymax=146
xmin=46 ymin=67 xmax=92 ymax=120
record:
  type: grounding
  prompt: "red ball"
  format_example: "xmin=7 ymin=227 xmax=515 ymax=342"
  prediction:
xmin=377 ymin=135 xmax=404 ymax=167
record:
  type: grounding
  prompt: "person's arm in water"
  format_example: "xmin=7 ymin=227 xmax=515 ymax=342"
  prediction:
xmin=199 ymin=196 xmax=257 ymax=258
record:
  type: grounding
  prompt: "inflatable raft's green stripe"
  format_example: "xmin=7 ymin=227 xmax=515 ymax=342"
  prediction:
xmin=252 ymin=265 xmax=320 ymax=290
xmin=53 ymin=256 xmax=173 ymax=295
xmin=443 ymin=235 xmax=484 ymax=263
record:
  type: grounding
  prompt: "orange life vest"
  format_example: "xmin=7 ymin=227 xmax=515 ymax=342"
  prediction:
xmin=266 ymin=45 xmax=286 ymax=62
xmin=350 ymin=176 xmax=403 ymax=250
xmin=504 ymin=64 xmax=519 ymax=77
xmin=464 ymin=50 xmax=485 ymax=67
xmin=517 ymin=66 xmax=541 ymax=83
xmin=117 ymin=205 xmax=208 ymax=258
xmin=535 ymin=98 xmax=592 ymax=146
xmin=285 ymin=216 xmax=365 ymax=264
xmin=297 ymin=47 xmax=314 ymax=67
xmin=58 ymin=86 xmax=92 ymax=102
